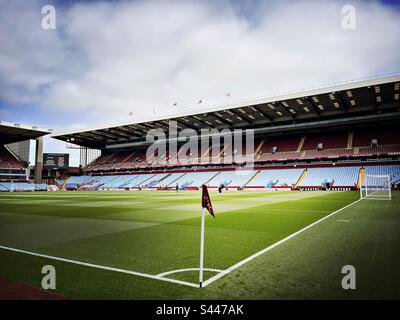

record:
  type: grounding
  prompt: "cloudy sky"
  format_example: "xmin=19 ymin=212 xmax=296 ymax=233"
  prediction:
xmin=0 ymin=0 xmax=400 ymax=165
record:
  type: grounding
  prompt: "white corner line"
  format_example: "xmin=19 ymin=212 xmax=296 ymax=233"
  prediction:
xmin=202 ymin=198 xmax=362 ymax=288
xmin=0 ymin=245 xmax=199 ymax=288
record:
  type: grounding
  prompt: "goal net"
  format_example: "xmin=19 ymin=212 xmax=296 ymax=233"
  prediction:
xmin=360 ymin=174 xmax=391 ymax=200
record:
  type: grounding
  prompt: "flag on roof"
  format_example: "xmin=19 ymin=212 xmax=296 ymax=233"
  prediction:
xmin=201 ymin=184 xmax=215 ymax=218
xmin=225 ymin=92 xmax=231 ymax=97
xmin=128 ymin=111 xmax=133 ymax=116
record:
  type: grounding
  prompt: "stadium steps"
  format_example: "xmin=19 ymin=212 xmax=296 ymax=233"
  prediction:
xmin=101 ymin=153 xmax=116 ymax=164
xmin=297 ymin=136 xmax=306 ymax=152
xmin=5 ymin=145 xmax=25 ymax=166
xmin=219 ymin=144 xmax=230 ymax=157
xmin=254 ymin=140 xmax=264 ymax=155
xmin=61 ymin=178 xmax=69 ymax=190
xmin=100 ymin=175 xmax=121 ymax=188
xmin=200 ymin=146 xmax=212 ymax=160
xmin=119 ymin=175 xmax=139 ymax=187
xmin=167 ymin=173 xmax=187 ymax=186
xmin=157 ymin=173 xmax=171 ymax=184
xmin=205 ymin=171 xmax=220 ymax=185
xmin=244 ymin=170 xmax=260 ymax=187
xmin=357 ymin=168 xmax=365 ymax=189
xmin=134 ymin=174 xmax=156 ymax=187
xmin=0 ymin=183 xmax=9 ymax=191
xmin=294 ymin=169 xmax=308 ymax=188
xmin=255 ymin=140 xmax=265 ymax=160
xmin=121 ymin=151 xmax=136 ymax=163
xmin=181 ymin=181 xmax=192 ymax=188
xmin=347 ymin=131 xmax=354 ymax=149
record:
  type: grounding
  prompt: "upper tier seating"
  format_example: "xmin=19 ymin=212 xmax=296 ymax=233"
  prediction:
xmin=0 ymin=145 xmax=25 ymax=170
xmin=260 ymin=136 xmax=300 ymax=152
xmin=82 ymin=128 xmax=400 ymax=172
xmin=302 ymin=132 xmax=348 ymax=150
xmin=356 ymin=145 xmax=400 ymax=156
xmin=353 ymin=126 xmax=398 ymax=147
xmin=302 ymin=148 xmax=355 ymax=159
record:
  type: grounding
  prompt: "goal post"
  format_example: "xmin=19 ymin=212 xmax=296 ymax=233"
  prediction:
xmin=360 ymin=174 xmax=391 ymax=200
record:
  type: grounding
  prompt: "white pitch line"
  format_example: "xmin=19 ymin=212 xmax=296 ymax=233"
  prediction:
xmin=157 ymin=268 xmax=223 ymax=277
xmin=201 ymin=198 xmax=362 ymax=288
xmin=0 ymin=245 xmax=199 ymax=288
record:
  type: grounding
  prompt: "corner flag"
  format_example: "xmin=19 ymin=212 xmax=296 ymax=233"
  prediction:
xmin=199 ymin=184 xmax=215 ymax=288
xmin=201 ymin=184 xmax=215 ymax=218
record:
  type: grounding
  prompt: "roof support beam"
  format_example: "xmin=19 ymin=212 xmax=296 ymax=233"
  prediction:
xmin=211 ymin=113 xmax=236 ymax=126
xmin=189 ymin=116 xmax=213 ymax=129
xmin=176 ymin=119 xmax=198 ymax=131
xmin=304 ymin=97 xmax=320 ymax=120
xmin=276 ymin=102 xmax=296 ymax=123
xmin=336 ymin=91 xmax=349 ymax=114
xmin=86 ymin=131 xmax=113 ymax=140
xmin=368 ymin=86 xmax=379 ymax=114
xmin=253 ymin=105 xmax=273 ymax=124
xmin=228 ymin=109 xmax=252 ymax=125
xmin=109 ymin=127 xmax=139 ymax=139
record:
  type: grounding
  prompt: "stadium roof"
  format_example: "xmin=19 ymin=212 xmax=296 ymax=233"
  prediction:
xmin=52 ymin=74 xmax=400 ymax=149
xmin=0 ymin=121 xmax=52 ymax=145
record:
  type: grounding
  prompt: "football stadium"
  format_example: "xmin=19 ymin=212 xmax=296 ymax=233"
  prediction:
xmin=1 ymin=1 xmax=400 ymax=311
xmin=1 ymin=74 xmax=400 ymax=300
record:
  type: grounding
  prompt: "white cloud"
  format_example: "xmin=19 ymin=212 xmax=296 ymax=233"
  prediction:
xmin=0 ymin=0 xmax=399 ymax=126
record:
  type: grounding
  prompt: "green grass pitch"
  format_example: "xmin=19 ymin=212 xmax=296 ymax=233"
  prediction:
xmin=0 ymin=190 xmax=399 ymax=299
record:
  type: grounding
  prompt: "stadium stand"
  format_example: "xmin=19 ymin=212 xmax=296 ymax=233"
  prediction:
xmin=257 ymin=136 xmax=300 ymax=162
xmin=76 ymin=125 xmax=400 ymax=172
xmin=64 ymin=163 xmax=400 ymax=191
xmin=364 ymin=165 xmax=400 ymax=184
xmin=302 ymin=132 xmax=348 ymax=150
xmin=155 ymin=173 xmax=184 ymax=187
xmin=0 ymin=182 xmax=48 ymax=192
xmin=247 ymin=168 xmax=304 ymax=188
xmin=173 ymin=171 xmax=218 ymax=188
xmin=0 ymin=122 xmax=52 ymax=192
xmin=207 ymin=170 xmax=256 ymax=187
xmin=299 ymin=166 xmax=360 ymax=187
xmin=47 ymin=75 xmax=400 ymax=193
xmin=0 ymin=145 xmax=25 ymax=169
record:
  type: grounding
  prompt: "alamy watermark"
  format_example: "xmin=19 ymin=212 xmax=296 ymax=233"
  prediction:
xmin=41 ymin=5 xmax=56 ymax=30
xmin=341 ymin=265 xmax=356 ymax=290
xmin=341 ymin=5 xmax=356 ymax=30
xmin=41 ymin=265 xmax=56 ymax=290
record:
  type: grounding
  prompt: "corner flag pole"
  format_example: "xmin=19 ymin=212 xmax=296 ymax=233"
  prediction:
xmin=199 ymin=207 xmax=205 ymax=288
xmin=199 ymin=184 xmax=215 ymax=288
